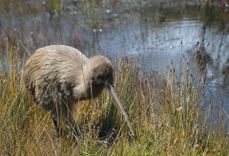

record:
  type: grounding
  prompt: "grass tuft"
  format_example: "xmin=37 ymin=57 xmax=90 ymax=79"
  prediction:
xmin=0 ymin=45 xmax=229 ymax=155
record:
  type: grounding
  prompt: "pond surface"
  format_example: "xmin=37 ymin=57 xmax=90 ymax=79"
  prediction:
xmin=0 ymin=1 xmax=228 ymax=119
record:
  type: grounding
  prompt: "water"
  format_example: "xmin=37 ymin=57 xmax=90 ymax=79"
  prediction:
xmin=0 ymin=1 xmax=228 ymax=118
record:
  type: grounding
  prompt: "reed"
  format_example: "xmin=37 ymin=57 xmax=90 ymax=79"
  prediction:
xmin=0 ymin=44 xmax=229 ymax=155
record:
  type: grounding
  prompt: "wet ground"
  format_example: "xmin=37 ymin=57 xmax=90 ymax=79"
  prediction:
xmin=0 ymin=1 xmax=228 ymax=119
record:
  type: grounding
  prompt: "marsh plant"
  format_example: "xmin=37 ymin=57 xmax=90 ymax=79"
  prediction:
xmin=0 ymin=45 xmax=229 ymax=155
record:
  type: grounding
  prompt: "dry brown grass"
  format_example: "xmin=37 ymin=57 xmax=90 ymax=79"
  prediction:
xmin=0 ymin=45 xmax=229 ymax=155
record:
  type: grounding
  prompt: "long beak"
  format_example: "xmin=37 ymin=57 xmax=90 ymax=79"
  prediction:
xmin=105 ymin=82 xmax=135 ymax=137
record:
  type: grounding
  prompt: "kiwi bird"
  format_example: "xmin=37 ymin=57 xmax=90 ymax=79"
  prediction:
xmin=22 ymin=45 xmax=134 ymax=139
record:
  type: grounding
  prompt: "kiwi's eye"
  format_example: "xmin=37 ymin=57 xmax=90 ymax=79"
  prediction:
xmin=97 ymin=75 xmax=104 ymax=80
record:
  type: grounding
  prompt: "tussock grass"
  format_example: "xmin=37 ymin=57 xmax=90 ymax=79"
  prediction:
xmin=0 ymin=47 xmax=229 ymax=155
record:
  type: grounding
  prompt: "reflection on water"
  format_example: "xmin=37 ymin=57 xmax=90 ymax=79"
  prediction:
xmin=0 ymin=1 xmax=228 ymax=118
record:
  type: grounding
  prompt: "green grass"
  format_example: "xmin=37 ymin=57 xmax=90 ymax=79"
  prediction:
xmin=0 ymin=47 xmax=229 ymax=156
